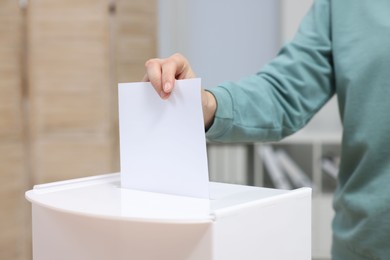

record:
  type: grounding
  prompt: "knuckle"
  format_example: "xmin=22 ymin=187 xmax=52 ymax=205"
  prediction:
xmin=172 ymin=53 xmax=183 ymax=59
xmin=161 ymin=58 xmax=174 ymax=67
xmin=144 ymin=58 xmax=160 ymax=68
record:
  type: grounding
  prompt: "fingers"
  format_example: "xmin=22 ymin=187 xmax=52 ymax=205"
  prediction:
xmin=160 ymin=53 xmax=195 ymax=93
xmin=170 ymin=53 xmax=195 ymax=80
xmin=144 ymin=53 xmax=195 ymax=100
xmin=142 ymin=74 xmax=149 ymax=82
xmin=144 ymin=58 xmax=164 ymax=97
xmin=161 ymin=59 xmax=178 ymax=94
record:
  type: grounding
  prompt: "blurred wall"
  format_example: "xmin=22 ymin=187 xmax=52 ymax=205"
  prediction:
xmin=158 ymin=0 xmax=280 ymax=88
xmin=0 ymin=0 xmax=157 ymax=259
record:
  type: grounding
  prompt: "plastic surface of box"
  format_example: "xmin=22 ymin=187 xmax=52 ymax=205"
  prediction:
xmin=26 ymin=173 xmax=311 ymax=260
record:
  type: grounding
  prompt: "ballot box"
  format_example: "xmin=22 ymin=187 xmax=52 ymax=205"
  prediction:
xmin=26 ymin=173 xmax=311 ymax=260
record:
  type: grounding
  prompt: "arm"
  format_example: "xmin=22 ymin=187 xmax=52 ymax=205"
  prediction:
xmin=207 ymin=0 xmax=335 ymax=142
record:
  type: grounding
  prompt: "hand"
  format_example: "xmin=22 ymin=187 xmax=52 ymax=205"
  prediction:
xmin=143 ymin=53 xmax=195 ymax=100
xmin=143 ymin=53 xmax=217 ymax=129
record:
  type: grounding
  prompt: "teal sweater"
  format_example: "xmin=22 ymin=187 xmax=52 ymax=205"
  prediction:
xmin=206 ymin=0 xmax=390 ymax=259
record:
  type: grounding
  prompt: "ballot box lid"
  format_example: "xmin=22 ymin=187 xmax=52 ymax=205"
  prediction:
xmin=26 ymin=173 xmax=300 ymax=223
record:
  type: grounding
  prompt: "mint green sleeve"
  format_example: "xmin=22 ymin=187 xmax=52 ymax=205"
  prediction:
xmin=206 ymin=0 xmax=335 ymax=142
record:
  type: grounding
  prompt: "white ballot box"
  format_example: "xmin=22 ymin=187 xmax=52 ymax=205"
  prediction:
xmin=26 ymin=173 xmax=311 ymax=260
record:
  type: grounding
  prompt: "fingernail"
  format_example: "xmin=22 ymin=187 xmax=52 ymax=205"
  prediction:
xmin=163 ymin=82 xmax=171 ymax=92
xmin=160 ymin=91 xmax=168 ymax=99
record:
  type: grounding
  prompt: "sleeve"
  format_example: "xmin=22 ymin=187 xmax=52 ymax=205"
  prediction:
xmin=206 ymin=0 xmax=335 ymax=142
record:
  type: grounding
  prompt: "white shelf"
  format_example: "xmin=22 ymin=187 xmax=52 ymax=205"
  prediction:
xmin=281 ymin=130 xmax=342 ymax=144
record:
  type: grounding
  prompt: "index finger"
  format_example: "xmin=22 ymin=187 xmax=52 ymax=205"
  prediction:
xmin=145 ymin=59 xmax=165 ymax=98
xmin=161 ymin=59 xmax=179 ymax=94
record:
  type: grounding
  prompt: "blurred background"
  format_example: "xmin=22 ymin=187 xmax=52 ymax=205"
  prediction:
xmin=0 ymin=0 xmax=340 ymax=259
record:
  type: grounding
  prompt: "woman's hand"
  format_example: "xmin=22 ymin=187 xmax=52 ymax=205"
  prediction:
xmin=143 ymin=53 xmax=217 ymax=129
xmin=143 ymin=53 xmax=195 ymax=100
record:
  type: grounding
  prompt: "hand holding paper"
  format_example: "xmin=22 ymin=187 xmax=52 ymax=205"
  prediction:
xmin=143 ymin=53 xmax=216 ymax=129
xmin=118 ymin=78 xmax=209 ymax=198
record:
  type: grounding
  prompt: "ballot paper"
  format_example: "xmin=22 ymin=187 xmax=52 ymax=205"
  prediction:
xmin=118 ymin=78 xmax=209 ymax=198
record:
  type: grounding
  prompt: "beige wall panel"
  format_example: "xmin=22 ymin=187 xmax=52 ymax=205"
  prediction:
xmin=0 ymin=96 xmax=23 ymax=139
xmin=0 ymin=69 xmax=22 ymax=139
xmin=28 ymin=0 xmax=114 ymax=185
xmin=28 ymin=0 xmax=108 ymax=18
xmin=116 ymin=0 xmax=156 ymax=15
xmin=0 ymin=3 xmax=23 ymax=139
xmin=0 ymin=38 xmax=21 ymax=52
xmin=117 ymin=15 xmax=156 ymax=39
xmin=116 ymin=65 xmax=146 ymax=83
xmin=0 ymin=2 xmax=28 ymax=259
xmin=30 ymin=93 xmax=110 ymax=135
xmin=0 ymin=62 xmax=20 ymax=79
xmin=0 ymin=0 xmax=20 ymax=14
xmin=32 ymin=136 xmax=113 ymax=184
xmin=0 ymin=142 xmax=26 ymax=199
xmin=0 ymin=141 xmax=28 ymax=260
xmin=27 ymin=0 xmax=109 ymax=172
xmin=117 ymin=36 xmax=156 ymax=63
xmin=115 ymin=0 xmax=157 ymax=83
xmin=28 ymin=0 xmax=110 ymax=101
xmin=29 ymin=66 xmax=109 ymax=95
xmin=30 ymin=18 xmax=107 ymax=40
xmin=29 ymin=22 xmax=109 ymax=96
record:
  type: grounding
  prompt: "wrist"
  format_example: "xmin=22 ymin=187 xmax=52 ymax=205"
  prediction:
xmin=202 ymin=90 xmax=217 ymax=130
